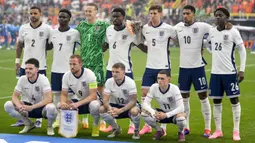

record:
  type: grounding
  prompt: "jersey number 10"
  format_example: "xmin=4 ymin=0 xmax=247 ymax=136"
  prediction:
xmin=184 ymin=36 xmax=191 ymax=44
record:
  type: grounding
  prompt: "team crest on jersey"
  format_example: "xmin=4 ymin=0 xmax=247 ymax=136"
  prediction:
xmin=122 ymin=89 xmax=128 ymax=96
xmin=35 ymin=86 xmax=40 ymax=92
xmin=224 ymin=35 xmax=229 ymax=40
xmin=82 ymin=81 xmax=87 ymax=87
xmin=65 ymin=112 xmax=73 ymax=124
xmin=122 ymin=35 xmax=128 ymax=40
xmin=167 ymin=97 xmax=173 ymax=102
xmin=39 ymin=31 xmax=44 ymax=37
xmin=159 ymin=31 xmax=165 ymax=37
xmin=66 ymin=36 xmax=71 ymax=41
xmin=193 ymin=28 xmax=198 ymax=33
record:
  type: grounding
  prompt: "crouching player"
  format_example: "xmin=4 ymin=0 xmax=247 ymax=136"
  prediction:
xmin=59 ymin=55 xmax=101 ymax=137
xmin=4 ymin=58 xmax=58 ymax=135
xmin=99 ymin=63 xmax=141 ymax=139
xmin=142 ymin=70 xmax=186 ymax=141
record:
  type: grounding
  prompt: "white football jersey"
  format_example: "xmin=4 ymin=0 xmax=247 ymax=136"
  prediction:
xmin=62 ymin=68 xmax=97 ymax=100
xmin=106 ymin=25 xmax=138 ymax=73
xmin=142 ymin=22 xmax=176 ymax=69
xmin=208 ymin=27 xmax=244 ymax=74
xmin=175 ymin=22 xmax=212 ymax=68
xmin=104 ymin=76 xmax=137 ymax=105
xmin=18 ymin=23 xmax=52 ymax=70
xmin=147 ymin=83 xmax=184 ymax=113
xmin=50 ymin=28 xmax=80 ymax=73
xmin=15 ymin=74 xmax=51 ymax=104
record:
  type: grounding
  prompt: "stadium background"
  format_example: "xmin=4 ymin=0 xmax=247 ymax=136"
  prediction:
xmin=0 ymin=0 xmax=255 ymax=143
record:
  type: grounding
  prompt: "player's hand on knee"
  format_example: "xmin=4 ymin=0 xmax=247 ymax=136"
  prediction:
xmin=60 ymin=102 xmax=71 ymax=110
xmin=23 ymin=105 xmax=34 ymax=112
xmin=156 ymin=112 xmax=167 ymax=120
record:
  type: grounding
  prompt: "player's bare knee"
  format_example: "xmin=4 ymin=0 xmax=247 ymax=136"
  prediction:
xmin=130 ymin=107 xmax=139 ymax=116
xmin=89 ymin=100 xmax=100 ymax=113
xmin=230 ymin=97 xmax=239 ymax=104
xmin=176 ymin=112 xmax=186 ymax=118
xmin=213 ymin=99 xmax=222 ymax=104
xmin=198 ymin=92 xmax=207 ymax=100
xmin=181 ymin=93 xmax=190 ymax=98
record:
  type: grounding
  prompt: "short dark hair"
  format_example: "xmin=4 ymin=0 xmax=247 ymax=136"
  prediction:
xmin=158 ymin=69 xmax=171 ymax=77
xmin=25 ymin=58 xmax=39 ymax=68
xmin=30 ymin=6 xmax=41 ymax=13
xmin=86 ymin=3 xmax=98 ymax=11
xmin=112 ymin=7 xmax=126 ymax=17
xmin=59 ymin=8 xmax=72 ymax=18
xmin=214 ymin=7 xmax=230 ymax=18
xmin=149 ymin=5 xmax=163 ymax=13
xmin=112 ymin=63 xmax=125 ymax=71
xmin=70 ymin=54 xmax=82 ymax=63
xmin=183 ymin=5 xmax=196 ymax=14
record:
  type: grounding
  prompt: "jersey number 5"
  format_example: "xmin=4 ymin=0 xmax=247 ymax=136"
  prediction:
xmin=152 ymin=39 xmax=156 ymax=46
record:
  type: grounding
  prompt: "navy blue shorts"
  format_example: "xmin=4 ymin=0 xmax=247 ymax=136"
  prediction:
xmin=72 ymin=99 xmax=90 ymax=114
xmin=19 ymin=68 xmax=46 ymax=76
xmin=142 ymin=68 xmax=171 ymax=87
xmin=110 ymin=102 xmax=141 ymax=119
xmin=178 ymin=67 xmax=208 ymax=93
xmin=105 ymin=70 xmax=134 ymax=81
xmin=23 ymin=102 xmax=46 ymax=118
xmin=51 ymin=72 xmax=73 ymax=93
xmin=156 ymin=108 xmax=176 ymax=124
xmin=209 ymin=74 xmax=240 ymax=99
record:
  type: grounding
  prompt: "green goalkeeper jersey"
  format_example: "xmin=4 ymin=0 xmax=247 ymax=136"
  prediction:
xmin=76 ymin=20 xmax=110 ymax=68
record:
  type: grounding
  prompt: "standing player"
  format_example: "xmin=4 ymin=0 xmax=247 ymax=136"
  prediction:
xmin=139 ymin=5 xmax=177 ymax=135
xmin=13 ymin=6 xmax=52 ymax=127
xmin=60 ymin=54 xmax=101 ymax=137
xmin=103 ymin=7 xmax=138 ymax=134
xmin=99 ymin=63 xmax=141 ymax=139
xmin=207 ymin=8 xmax=246 ymax=141
xmin=174 ymin=5 xmax=212 ymax=137
xmin=142 ymin=70 xmax=186 ymax=141
xmin=76 ymin=2 xmax=109 ymax=131
xmin=4 ymin=58 xmax=58 ymax=135
xmin=49 ymin=9 xmax=80 ymax=128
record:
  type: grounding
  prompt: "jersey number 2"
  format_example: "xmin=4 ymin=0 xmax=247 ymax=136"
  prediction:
xmin=31 ymin=39 xmax=35 ymax=47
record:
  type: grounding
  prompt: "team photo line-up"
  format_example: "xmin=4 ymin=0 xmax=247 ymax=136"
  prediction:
xmin=3 ymin=2 xmax=246 ymax=142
